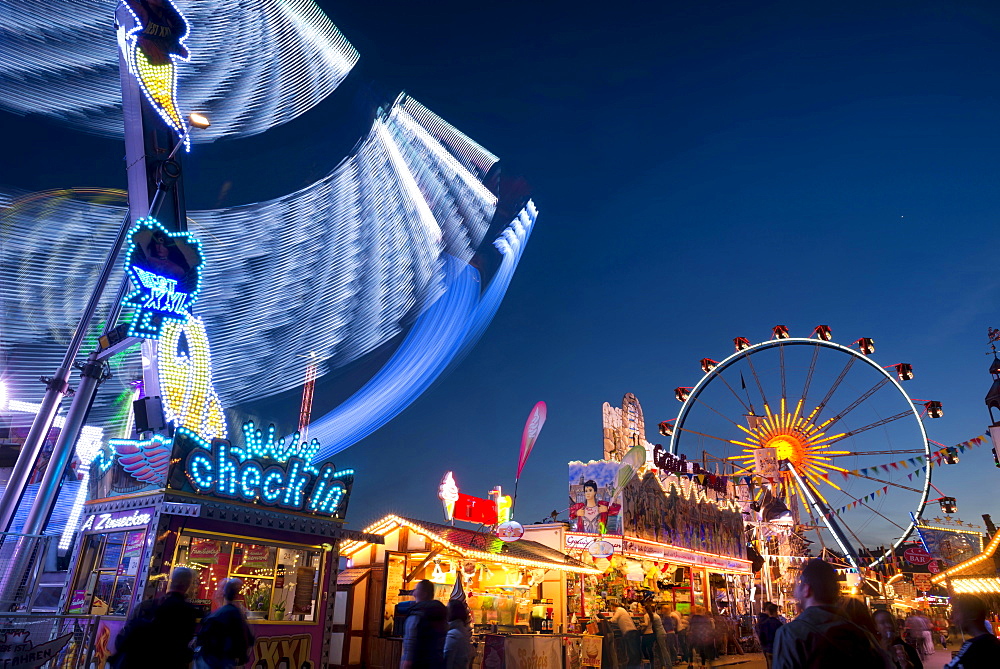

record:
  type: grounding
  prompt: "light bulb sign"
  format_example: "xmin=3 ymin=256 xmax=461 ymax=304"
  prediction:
xmin=124 ymin=217 xmax=204 ymax=339
xmin=168 ymin=424 xmax=354 ymax=520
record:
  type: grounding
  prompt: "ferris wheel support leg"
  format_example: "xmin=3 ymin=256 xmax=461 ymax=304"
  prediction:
xmin=785 ymin=462 xmax=862 ymax=572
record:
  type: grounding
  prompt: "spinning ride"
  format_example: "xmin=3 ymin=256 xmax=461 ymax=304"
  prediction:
xmin=666 ymin=326 xmax=938 ymax=568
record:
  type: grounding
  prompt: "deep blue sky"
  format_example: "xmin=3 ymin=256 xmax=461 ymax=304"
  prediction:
xmin=320 ymin=0 xmax=1000 ymax=534
xmin=4 ymin=1 xmax=1000 ymax=542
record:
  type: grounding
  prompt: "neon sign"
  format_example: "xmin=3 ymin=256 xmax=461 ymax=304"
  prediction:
xmin=119 ymin=0 xmax=192 ymax=149
xmin=124 ymin=217 xmax=204 ymax=339
xmin=173 ymin=425 xmax=353 ymax=518
xmin=81 ymin=509 xmax=153 ymax=532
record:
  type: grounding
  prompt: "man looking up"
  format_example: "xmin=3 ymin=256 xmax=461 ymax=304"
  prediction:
xmin=771 ymin=559 xmax=884 ymax=669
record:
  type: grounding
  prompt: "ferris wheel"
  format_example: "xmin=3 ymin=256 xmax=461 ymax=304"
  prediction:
xmin=664 ymin=326 xmax=941 ymax=569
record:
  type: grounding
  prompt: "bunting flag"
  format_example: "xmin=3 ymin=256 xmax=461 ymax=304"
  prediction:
xmin=844 ymin=435 xmax=988 ymax=476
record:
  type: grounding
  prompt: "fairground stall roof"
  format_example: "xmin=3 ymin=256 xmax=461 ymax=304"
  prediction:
xmin=341 ymin=515 xmax=601 ymax=575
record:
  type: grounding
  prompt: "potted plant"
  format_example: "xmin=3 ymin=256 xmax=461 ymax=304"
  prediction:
xmin=273 ymin=601 xmax=286 ymax=621
xmin=246 ymin=588 xmax=270 ymax=620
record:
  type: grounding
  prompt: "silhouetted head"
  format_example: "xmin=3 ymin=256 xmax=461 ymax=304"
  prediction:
xmin=169 ymin=566 xmax=195 ymax=595
xmin=413 ymin=579 xmax=435 ymax=603
xmin=794 ymin=559 xmax=839 ymax=608
xmin=220 ymin=577 xmax=243 ymax=602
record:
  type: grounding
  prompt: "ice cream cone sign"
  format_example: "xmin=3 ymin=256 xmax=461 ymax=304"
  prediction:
xmin=439 ymin=472 xmax=459 ymax=522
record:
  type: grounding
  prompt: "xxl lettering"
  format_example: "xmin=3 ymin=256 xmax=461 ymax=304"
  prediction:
xmin=253 ymin=634 xmax=310 ymax=669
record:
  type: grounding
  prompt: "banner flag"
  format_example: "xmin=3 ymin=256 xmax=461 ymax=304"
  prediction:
xmin=516 ymin=401 xmax=547 ymax=479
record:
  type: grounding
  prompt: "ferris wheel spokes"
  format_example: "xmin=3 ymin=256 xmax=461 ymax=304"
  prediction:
xmin=787 ymin=461 xmax=862 ymax=570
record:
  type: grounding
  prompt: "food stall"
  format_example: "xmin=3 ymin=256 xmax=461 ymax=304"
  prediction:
xmin=334 ymin=514 xmax=602 ymax=669
xmin=62 ymin=421 xmax=381 ymax=669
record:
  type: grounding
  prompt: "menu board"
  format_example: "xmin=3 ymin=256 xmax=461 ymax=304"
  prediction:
xmin=385 ymin=554 xmax=406 ymax=614
xmin=293 ymin=566 xmax=316 ymax=614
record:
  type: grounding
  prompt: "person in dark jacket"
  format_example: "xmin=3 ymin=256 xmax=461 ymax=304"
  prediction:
xmin=196 ymin=578 xmax=255 ymax=669
xmin=771 ymin=559 xmax=885 ymax=669
xmin=113 ymin=566 xmax=199 ymax=669
xmin=945 ymin=594 xmax=1000 ymax=668
xmin=401 ymin=580 xmax=447 ymax=669
xmin=757 ymin=603 xmax=783 ymax=668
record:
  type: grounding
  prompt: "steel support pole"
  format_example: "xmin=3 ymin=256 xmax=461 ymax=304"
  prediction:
xmin=20 ymin=355 xmax=105 ymax=536
xmin=0 ymin=207 xmax=131 ymax=535
xmin=786 ymin=462 xmax=862 ymax=571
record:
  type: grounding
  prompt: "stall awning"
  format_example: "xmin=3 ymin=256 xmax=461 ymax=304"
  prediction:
xmin=342 ymin=515 xmax=601 ymax=575
xmin=337 ymin=567 xmax=371 ymax=586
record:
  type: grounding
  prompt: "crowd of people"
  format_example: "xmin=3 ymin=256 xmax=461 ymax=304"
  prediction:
xmin=604 ymin=559 xmax=1000 ymax=669
xmin=110 ymin=567 xmax=255 ymax=669
xmin=757 ymin=559 xmax=1000 ymax=669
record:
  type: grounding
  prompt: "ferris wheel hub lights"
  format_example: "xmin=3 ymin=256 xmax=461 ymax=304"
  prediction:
xmin=700 ymin=358 xmax=718 ymax=373
xmin=765 ymin=435 xmax=804 ymax=463
xmin=674 ymin=387 xmax=691 ymax=402
xmin=813 ymin=325 xmax=833 ymax=341
xmin=772 ymin=325 xmax=790 ymax=340
xmin=895 ymin=363 xmax=914 ymax=381
xmin=188 ymin=112 xmax=210 ymax=129
xmin=734 ymin=337 xmax=751 ymax=352
xmin=924 ymin=400 xmax=943 ymax=418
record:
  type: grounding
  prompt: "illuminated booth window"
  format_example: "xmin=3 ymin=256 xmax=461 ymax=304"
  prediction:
xmin=67 ymin=528 xmax=148 ymax=617
xmin=173 ymin=531 xmax=324 ymax=624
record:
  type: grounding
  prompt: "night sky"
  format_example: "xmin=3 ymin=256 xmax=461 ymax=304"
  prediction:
xmin=4 ymin=1 xmax=1000 ymax=543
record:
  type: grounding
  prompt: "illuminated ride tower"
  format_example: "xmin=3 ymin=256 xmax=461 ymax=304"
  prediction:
xmin=0 ymin=1 xmax=537 ymax=641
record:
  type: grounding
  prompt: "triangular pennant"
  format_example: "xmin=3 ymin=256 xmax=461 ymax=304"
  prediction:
xmin=890 ymin=462 xmax=899 ymax=470
xmin=908 ymin=473 xmax=913 ymax=481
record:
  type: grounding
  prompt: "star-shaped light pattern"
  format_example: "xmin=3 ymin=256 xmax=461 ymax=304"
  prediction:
xmin=728 ymin=398 xmax=851 ymax=505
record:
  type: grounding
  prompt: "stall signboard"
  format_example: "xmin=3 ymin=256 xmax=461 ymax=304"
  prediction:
xmin=454 ymin=493 xmax=498 ymax=525
xmin=565 ymin=533 xmax=753 ymax=573
xmin=505 ymin=635 xmax=562 ymax=669
xmin=0 ymin=629 xmax=72 ymax=669
xmin=753 ymin=447 xmax=780 ymax=484
xmin=621 ymin=471 xmax=746 ymax=560
xmin=903 ymin=546 xmax=932 ymax=566
xmin=915 ymin=525 xmax=984 ymax=566
xmin=580 ymin=635 xmax=603 ymax=668
xmin=167 ymin=425 xmax=354 ymax=520
xmin=913 ymin=574 xmax=932 ymax=591
xmin=189 ymin=539 xmax=221 ymax=564
xmin=242 ymin=545 xmax=270 ymax=568
xmin=80 ymin=507 xmax=154 ymax=533
xmin=568 ymin=461 xmax=623 ymax=535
